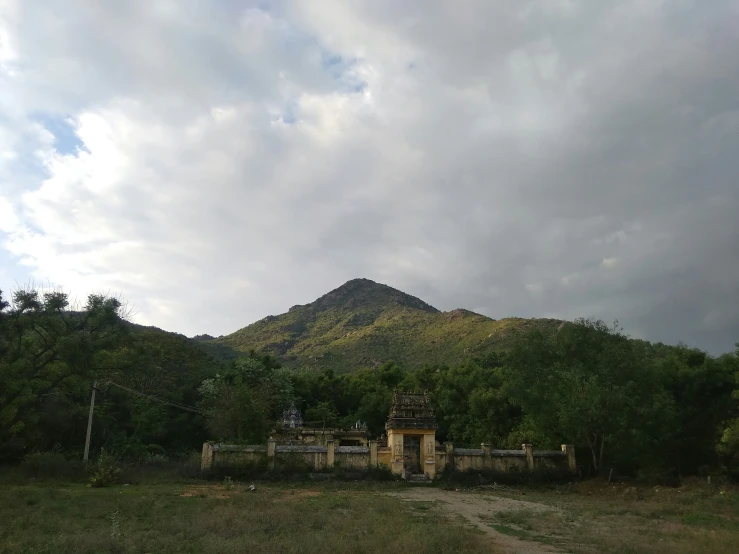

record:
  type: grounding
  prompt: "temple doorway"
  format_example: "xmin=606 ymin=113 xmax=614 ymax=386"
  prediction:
xmin=403 ymin=436 xmax=421 ymax=473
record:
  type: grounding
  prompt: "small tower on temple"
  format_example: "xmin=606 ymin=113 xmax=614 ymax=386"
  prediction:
xmin=281 ymin=403 xmax=303 ymax=429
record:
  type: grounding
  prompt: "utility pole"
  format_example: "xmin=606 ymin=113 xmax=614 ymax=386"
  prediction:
xmin=83 ymin=380 xmax=97 ymax=462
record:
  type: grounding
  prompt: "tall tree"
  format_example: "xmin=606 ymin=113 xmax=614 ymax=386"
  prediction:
xmin=0 ymin=288 xmax=129 ymax=459
xmin=505 ymin=318 xmax=674 ymax=473
xmin=198 ymin=355 xmax=293 ymax=442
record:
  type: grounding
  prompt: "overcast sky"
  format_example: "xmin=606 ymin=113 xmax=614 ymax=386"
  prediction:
xmin=1 ymin=1 xmax=738 ymax=354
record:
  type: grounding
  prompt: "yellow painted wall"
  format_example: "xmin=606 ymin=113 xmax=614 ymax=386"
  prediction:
xmin=435 ymin=452 xmax=446 ymax=473
xmin=454 ymin=454 xmax=484 ymax=472
xmin=335 ymin=452 xmax=369 ymax=470
xmin=212 ymin=450 xmax=265 ymax=467
xmin=377 ymin=447 xmax=392 ymax=468
xmin=202 ymin=442 xmax=573 ymax=476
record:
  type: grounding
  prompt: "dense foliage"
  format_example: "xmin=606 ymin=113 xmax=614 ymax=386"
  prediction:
xmin=0 ymin=288 xmax=219 ymax=462
xmin=2 ymin=285 xmax=739 ymax=481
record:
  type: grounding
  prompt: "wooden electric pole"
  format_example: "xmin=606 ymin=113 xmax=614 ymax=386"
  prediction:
xmin=83 ymin=380 xmax=97 ymax=462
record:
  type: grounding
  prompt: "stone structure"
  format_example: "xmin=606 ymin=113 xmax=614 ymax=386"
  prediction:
xmin=269 ymin=404 xmax=370 ymax=447
xmin=384 ymin=391 xmax=437 ymax=479
xmin=281 ymin=403 xmax=303 ymax=429
xmin=201 ymin=390 xmax=576 ymax=479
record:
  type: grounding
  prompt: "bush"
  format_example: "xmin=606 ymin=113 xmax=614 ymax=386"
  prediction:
xmin=331 ymin=464 xmax=398 ymax=482
xmin=364 ymin=465 xmax=397 ymax=481
xmin=20 ymin=450 xmax=86 ymax=480
xmin=273 ymin=453 xmax=313 ymax=479
xmin=438 ymin=466 xmax=576 ymax=487
xmin=207 ymin=457 xmax=271 ymax=481
xmin=177 ymin=453 xmax=205 ymax=479
xmin=88 ymin=450 xmax=120 ymax=488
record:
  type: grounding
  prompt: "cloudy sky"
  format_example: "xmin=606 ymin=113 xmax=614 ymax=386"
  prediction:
xmin=1 ymin=1 xmax=738 ymax=354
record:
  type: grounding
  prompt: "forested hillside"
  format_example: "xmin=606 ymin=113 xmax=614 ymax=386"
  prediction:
xmin=1 ymin=284 xmax=738 ymax=481
xmin=0 ymin=289 xmax=220 ymax=462
xmin=212 ymin=278 xmax=562 ymax=372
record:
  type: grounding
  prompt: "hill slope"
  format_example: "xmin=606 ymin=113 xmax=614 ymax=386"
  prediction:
xmin=211 ymin=278 xmax=562 ymax=372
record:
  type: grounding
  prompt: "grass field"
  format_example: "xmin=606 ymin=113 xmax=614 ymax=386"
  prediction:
xmin=479 ymin=479 xmax=739 ymax=553
xmin=2 ymin=474 xmax=739 ymax=554
xmin=0 ymin=479 xmax=489 ymax=554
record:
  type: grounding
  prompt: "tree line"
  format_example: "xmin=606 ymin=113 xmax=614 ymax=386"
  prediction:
xmin=2 ymin=287 xmax=738 ymax=479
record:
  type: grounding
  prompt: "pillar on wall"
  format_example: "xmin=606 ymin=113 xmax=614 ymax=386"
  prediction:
xmin=481 ymin=443 xmax=491 ymax=470
xmin=445 ymin=442 xmax=454 ymax=472
xmin=387 ymin=429 xmax=404 ymax=475
xmin=201 ymin=442 xmax=214 ymax=471
xmin=369 ymin=440 xmax=378 ymax=468
xmin=522 ymin=443 xmax=534 ymax=470
xmin=327 ymin=440 xmax=335 ymax=469
xmin=423 ymin=433 xmax=436 ymax=479
xmin=561 ymin=444 xmax=576 ymax=472
xmin=267 ymin=439 xmax=277 ymax=471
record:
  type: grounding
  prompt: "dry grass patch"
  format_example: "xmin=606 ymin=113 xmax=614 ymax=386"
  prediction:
xmin=0 ymin=482 xmax=492 ymax=554
xmin=480 ymin=479 xmax=739 ymax=553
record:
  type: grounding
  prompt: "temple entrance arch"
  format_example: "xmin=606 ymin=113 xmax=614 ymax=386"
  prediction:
xmin=403 ymin=436 xmax=421 ymax=473
xmin=385 ymin=391 xmax=437 ymax=479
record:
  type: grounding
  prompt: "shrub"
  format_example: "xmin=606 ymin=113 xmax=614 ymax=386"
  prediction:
xmin=207 ymin=457 xmax=270 ymax=481
xmin=20 ymin=450 xmax=86 ymax=480
xmin=438 ymin=466 xmax=576 ymax=487
xmin=88 ymin=450 xmax=121 ymax=488
xmin=177 ymin=453 xmax=205 ymax=479
xmin=273 ymin=453 xmax=313 ymax=479
xmin=331 ymin=464 xmax=398 ymax=482
xmin=365 ymin=465 xmax=397 ymax=481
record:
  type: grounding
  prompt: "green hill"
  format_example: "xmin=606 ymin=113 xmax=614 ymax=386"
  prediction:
xmin=210 ymin=278 xmax=563 ymax=372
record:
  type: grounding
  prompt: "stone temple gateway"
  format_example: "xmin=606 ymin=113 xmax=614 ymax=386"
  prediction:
xmin=385 ymin=391 xmax=438 ymax=479
xmin=201 ymin=390 xmax=577 ymax=479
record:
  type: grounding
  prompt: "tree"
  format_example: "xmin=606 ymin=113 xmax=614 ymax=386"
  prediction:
xmin=197 ymin=356 xmax=293 ymax=442
xmin=654 ymin=345 xmax=736 ymax=474
xmin=505 ymin=318 xmax=674 ymax=474
xmin=717 ymin=344 xmax=739 ymax=469
xmin=0 ymin=287 xmax=129 ymax=459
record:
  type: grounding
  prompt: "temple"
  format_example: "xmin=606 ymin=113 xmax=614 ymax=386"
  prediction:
xmin=385 ymin=391 xmax=438 ymax=479
xmin=269 ymin=403 xmax=370 ymax=447
xmin=202 ymin=390 xmax=576 ymax=479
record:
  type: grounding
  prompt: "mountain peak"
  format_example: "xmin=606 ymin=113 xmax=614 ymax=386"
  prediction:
xmin=216 ymin=278 xmax=564 ymax=373
xmin=311 ymin=278 xmax=439 ymax=314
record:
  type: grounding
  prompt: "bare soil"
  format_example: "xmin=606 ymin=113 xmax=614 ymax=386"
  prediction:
xmin=385 ymin=487 xmax=561 ymax=553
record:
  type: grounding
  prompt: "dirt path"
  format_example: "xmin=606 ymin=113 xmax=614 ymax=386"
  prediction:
xmin=384 ymin=488 xmax=562 ymax=554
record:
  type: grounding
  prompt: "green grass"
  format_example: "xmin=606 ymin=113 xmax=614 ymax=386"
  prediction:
xmin=0 ymin=481 xmax=491 ymax=554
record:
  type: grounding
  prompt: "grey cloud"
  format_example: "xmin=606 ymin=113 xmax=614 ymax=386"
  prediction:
xmin=0 ymin=1 xmax=738 ymax=354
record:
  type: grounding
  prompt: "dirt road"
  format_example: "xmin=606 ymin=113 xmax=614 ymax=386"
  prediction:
xmin=385 ymin=488 xmax=562 ymax=554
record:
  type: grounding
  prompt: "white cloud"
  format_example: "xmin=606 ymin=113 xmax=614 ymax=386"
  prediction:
xmin=0 ymin=196 xmax=18 ymax=232
xmin=0 ymin=1 xmax=737 ymax=353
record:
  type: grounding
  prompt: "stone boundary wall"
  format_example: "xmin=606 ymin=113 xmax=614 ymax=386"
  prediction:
xmin=202 ymin=440 xmax=576 ymax=477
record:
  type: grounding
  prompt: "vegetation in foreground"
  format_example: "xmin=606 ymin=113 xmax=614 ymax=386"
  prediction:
xmin=0 ymin=480 xmax=489 ymax=554
xmin=481 ymin=479 xmax=739 ymax=554
xmin=3 ymin=472 xmax=739 ymax=554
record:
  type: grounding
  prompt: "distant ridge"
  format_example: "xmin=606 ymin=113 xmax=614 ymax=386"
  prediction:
xmin=208 ymin=278 xmax=562 ymax=373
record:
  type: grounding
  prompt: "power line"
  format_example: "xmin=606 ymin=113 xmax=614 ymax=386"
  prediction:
xmin=102 ymin=381 xmax=205 ymax=415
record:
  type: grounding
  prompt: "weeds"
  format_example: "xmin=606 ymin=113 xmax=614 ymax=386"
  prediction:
xmin=0 ymin=482 xmax=490 ymax=554
xmin=109 ymin=510 xmax=121 ymax=539
xmin=88 ymin=449 xmax=121 ymax=488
